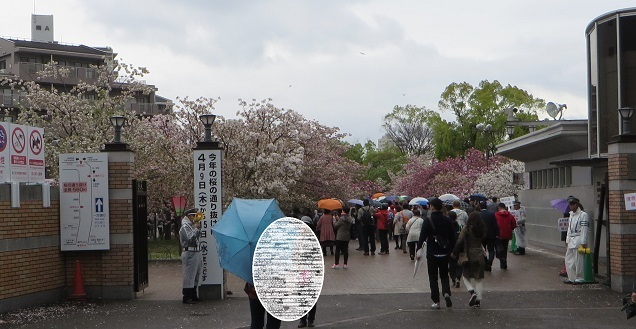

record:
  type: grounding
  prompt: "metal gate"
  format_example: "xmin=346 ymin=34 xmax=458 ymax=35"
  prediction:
xmin=132 ymin=180 xmax=149 ymax=292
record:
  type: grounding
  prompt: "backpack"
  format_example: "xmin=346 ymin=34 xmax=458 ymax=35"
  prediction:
xmin=427 ymin=217 xmax=451 ymax=253
xmin=360 ymin=207 xmax=374 ymax=226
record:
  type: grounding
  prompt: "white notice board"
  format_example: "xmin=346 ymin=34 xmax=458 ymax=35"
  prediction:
xmin=0 ymin=122 xmax=9 ymax=182
xmin=59 ymin=153 xmax=110 ymax=251
xmin=10 ymin=123 xmax=28 ymax=182
xmin=193 ymin=149 xmax=223 ymax=286
xmin=27 ymin=126 xmax=45 ymax=182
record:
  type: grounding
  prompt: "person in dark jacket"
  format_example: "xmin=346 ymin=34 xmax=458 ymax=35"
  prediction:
xmin=417 ymin=198 xmax=457 ymax=309
xmin=478 ymin=201 xmax=499 ymax=272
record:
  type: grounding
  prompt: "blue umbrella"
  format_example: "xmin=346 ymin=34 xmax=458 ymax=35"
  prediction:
xmin=347 ymin=199 xmax=364 ymax=206
xmin=212 ymin=198 xmax=285 ymax=284
xmin=385 ymin=195 xmax=399 ymax=202
xmin=469 ymin=193 xmax=488 ymax=202
xmin=367 ymin=199 xmax=382 ymax=207
xmin=551 ymin=198 xmax=570 ymax=214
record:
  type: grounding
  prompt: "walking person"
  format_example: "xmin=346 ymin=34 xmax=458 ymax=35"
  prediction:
xmin=564 ymin=196 xmax=589 ymax=284
xmin=316 ymin=209 xmax=336 ymax=256
xmin=179 ymin=208 xmax=202 ymax=304
xmin=393 ymin=205 xmax=404 ymax=250
xmin=417 ymin=198 xmax=456 ymax=309
xmin=405 ymin=208 xmax=425 ymax=261
xmin=376 ymin=204 xmax=390 ymax=255
xmin=451 ymin=212 xmax=487 ymax=308
xmin=448 ymin=211 xmax=463 ymax=288
xmin=357 ymin=199 xmax=376 ymax=256
xmin=494 ymin=203 xmax=517 ymax=270
xmin=511 ymin=201 xmax=527 ymax=255
xmin=401 ymin=205 xmax=414 ymax=253
xmin=478 ymin=200 xmax=499 ymax=272
xmin=332 ymin=206 xmax=353 ymax=269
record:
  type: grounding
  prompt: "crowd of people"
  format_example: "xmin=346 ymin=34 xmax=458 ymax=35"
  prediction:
xmin=290 ymin=195 xmax=531 ymax=314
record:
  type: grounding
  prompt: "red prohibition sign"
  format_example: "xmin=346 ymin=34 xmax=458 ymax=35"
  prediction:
xmin=29 ymin=130 xmax=42 ymax=155
xmin=11 ymin=127 xmax=25 ymax=154
xmin=0 ymin=125 xmax=7 ymax=152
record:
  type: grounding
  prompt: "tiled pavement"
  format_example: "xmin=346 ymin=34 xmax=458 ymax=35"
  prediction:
xmin=4 ymin=243 xmax=630 ymax=329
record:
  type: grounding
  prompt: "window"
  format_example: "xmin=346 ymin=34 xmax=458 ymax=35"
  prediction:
xmin=0 ymin=61 xmax=5 ymax=70
xmin=529 ymin=167 xmax=572 ymax=189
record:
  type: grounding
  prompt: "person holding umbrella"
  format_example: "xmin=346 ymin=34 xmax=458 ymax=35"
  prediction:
xmin=179 ymin=208 xmax=202 ymax=304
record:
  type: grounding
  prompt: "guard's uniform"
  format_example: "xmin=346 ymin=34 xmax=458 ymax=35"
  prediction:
xmin=179 ymin=214 xmax=202 ymax=303
xmin=565 ymin=207 xmax=589 ymax=283
xmin=512 ymin=206 xmax=527 ymax=254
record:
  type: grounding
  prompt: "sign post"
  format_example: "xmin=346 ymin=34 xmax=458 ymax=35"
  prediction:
xmin=193 ymin=139 xmax=224 ymax=300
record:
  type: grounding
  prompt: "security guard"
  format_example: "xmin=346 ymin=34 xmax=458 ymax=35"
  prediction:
xmin=564 ymin=196 xmax=589 ymax=284
xmin=179 ymin=208 xmax=202 ymax=304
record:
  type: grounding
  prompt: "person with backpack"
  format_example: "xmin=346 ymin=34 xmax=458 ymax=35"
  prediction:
xmin=376 ymin=204 xmax=390 ymax=255
xmin=357 ymin=199 xmax=376 ymax=256
xmin=416 ymin=198 xmax=457 ymax=310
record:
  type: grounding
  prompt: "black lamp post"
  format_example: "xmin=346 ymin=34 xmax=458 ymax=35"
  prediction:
xmin=110 ymin=115 xmax=127 ymax=143
xmin=199 ymin=114 xmax=217 ymax=142
xmin=618 ymin=107 xmax=634 ymax=135
xmin=506 ymin=125 xmax=515 ymax=139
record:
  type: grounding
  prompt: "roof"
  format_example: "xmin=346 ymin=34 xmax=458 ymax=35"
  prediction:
xmin=7 ymin=38 xmax=111 ymax=56
xmin=496 ymin=120 xmax=588 ymax=162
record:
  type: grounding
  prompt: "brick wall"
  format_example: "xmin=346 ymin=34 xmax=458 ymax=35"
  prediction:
xmin=0 ymin=149 xmax=137 ymax=313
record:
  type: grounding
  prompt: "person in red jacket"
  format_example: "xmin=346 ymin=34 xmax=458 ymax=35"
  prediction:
xmin=376 ymin=205 xmax=390 ymax=255
xmin=494 ymin=203 xmax=517 ymax=270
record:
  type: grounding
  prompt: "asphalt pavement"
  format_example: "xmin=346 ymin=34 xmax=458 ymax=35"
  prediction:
xmin=0 ymin=243 xmax=631 ymax=329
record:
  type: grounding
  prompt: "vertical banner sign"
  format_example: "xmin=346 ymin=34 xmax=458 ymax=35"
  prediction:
xmin=59 ymin=153 xmax=110 ymax=251
xmin=27 ymin=126 xmax=45 ymax=182
xmin=0 ymin=122 xmax=9 ymax=182
xmin=9 ymin=123 xmax=28 ymax=182
xmin=193 ymin=149 xmax=223 ymax=286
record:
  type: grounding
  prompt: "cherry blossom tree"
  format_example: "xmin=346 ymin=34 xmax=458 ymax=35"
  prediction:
xmin=474 ymin=159 xmax=525 ymax=197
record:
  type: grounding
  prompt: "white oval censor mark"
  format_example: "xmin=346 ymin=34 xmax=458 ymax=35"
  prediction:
xmin=253 ymin=217 xmax=324 ymax=321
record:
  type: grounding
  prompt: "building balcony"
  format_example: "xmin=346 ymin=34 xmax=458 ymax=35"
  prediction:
xmin=15 ymin=62 xmax=99 ymax=85
xmin=129 ymin=103 xmax=172 ymax=116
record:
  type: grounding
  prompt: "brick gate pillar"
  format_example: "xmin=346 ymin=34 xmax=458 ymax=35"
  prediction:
xmin=608 ymin=135 xmax=636 ymax=293
xmin=99 ymin=143 xmax=135 ymax=299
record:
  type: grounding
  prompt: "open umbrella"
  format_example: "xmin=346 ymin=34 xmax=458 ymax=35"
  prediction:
xmin=367 ymin=199 xmax=382 ymax=207
xmin=212 ymin=198 xmax=285 ymax=284
xmin=551 ymin=198 xmax=570 ymax=214
xmin=409 ymin=197 xmax=429 ymax=206
xmin=439 ymin=194 xmax=460 ymax=202
xmin=385 ymin=195 xmax=399 ymax=202
xmin=372 ymin=192 xmax=385 ymax=199
xmin=347 ymin=199 xmax=364 ymax=206
xmin=317 ymin=198 xmax=343 ymax=211
xmin=442 ymin=199 xmax=470 ymax=209
xmin=398 ymin=195 xmax=412 ymax=202
xmin=469 ymin=193 xmax=488 ymax=202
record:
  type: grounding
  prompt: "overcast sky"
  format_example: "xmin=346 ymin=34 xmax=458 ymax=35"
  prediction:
xmin=4 ymin=1 xmax=635 ymax=144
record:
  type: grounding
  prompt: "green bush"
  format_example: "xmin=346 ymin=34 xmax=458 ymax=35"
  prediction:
xmin=148 ymin=238 xmax=181 ymax=260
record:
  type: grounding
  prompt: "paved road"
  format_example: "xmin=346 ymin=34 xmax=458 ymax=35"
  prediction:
xmin=1 ymin=245 xmax=631 ymax=328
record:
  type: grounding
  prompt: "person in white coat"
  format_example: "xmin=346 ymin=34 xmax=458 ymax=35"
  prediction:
xmin=405 ymin=208 xmax=425 ymax=261
xmin=511 ymin=201 xmax=527 ymax=255
xmin=179 ymin=208 xmax=203 ymax=303
xmin=564 ymin=196 xmax=589 ymax=284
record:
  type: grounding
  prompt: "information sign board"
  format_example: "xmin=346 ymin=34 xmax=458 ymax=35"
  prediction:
xmin=59 ymin=153 xmax=110 ymax=251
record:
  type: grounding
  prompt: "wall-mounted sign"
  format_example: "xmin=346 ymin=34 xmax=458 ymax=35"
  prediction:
xmin=59 ymin=153 xmax=110 ymax=251
xmin=0 ymin=122 xmax=9 ymax=183
xmin=625 ymin=192 xmax=636 ymax=211
xmin=27 ymin=126 xmax=45 ymax=182
xmin=10 ymin=123 xmax=28 ymax=182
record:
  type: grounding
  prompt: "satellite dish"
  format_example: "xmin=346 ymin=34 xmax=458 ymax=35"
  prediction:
xmin=546 ymin=102 xmax=566 ymax=120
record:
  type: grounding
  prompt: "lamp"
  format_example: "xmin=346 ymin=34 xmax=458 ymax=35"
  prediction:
xmin=506 ymin=125 xmax=515 ymax=139
xmin=109 ymin=115 xmax=127 ymax=143
xmin=199 ymin=114 xmax=217 ymax=142
xmin=618 ymin=107 xmax=634 ymax=135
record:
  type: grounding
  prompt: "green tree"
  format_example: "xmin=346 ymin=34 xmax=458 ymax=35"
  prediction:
xmin=342 ymin=141 xmax=407 ymax=188
xmin=434 ymin=80 xmax=545 ymax=159
xmin=382 ymin=105 xmax=435 ymax=156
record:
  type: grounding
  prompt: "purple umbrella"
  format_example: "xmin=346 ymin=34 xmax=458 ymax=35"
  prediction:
xmin=551 ymin=198 xmax=570 ymax=214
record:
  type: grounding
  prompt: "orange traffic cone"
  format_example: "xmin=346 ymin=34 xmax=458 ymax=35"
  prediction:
xmin=69 ymin=260 xmax=87 ymax=301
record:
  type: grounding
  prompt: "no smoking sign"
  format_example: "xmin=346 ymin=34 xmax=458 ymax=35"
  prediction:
xmin=12 ymin=126 xmax=25 ymax=154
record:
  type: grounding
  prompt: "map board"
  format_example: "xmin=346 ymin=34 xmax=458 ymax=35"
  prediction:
xmin=59 ymin=153 xmax=110 ymax=251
